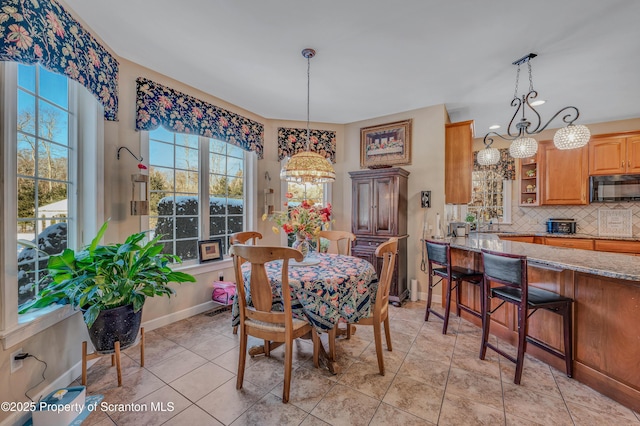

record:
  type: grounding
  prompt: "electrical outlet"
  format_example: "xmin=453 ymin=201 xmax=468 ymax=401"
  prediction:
xmin=11 ymin=348 xmax=23 ymax=373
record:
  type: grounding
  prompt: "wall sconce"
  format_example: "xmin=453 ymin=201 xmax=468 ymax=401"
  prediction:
xmin=117 ymin=147 xmax=149 ymax=215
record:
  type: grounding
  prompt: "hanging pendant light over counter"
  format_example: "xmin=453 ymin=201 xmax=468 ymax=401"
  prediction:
xmin=280 ymin=48 xmax=336 ymax=184
xmin=479 ymin=53 xmax=590 ymax=166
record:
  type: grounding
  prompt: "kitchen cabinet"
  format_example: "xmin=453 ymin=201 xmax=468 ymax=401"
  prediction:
xmin=544 ymin=237 xmax=594 ymax=250
xmin=539 ymin=141 xmax=589 ymax=205
xmin=594 ymin=239 xmax=640 ymax=255
xmin=589 ymin=133 xmax=640 ymax=175
xmin=350 ymin=167 xmax=409 ymax=305
xmin=445 ymin=120 xmax=474 ymax=204
xmin=518 ymin=157 xmax=539 ymax=206
xmin=499 ymin=236 xmax=535 ymax=243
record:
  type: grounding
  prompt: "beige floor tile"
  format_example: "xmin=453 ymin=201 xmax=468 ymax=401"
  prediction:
xmin=567 ymin=401 xmax=640 ymax=426
xmin=438 ymin=392 xmax=505 ymax=426
xmin=505 ymin=413 xmax=546 ymax=425
xmin=170 ymin=362 xmax=235 ymax=402
xmin=196 ymin=376 xmax=268 ymax=425
xmin=147 ymin=350 xmax=208 ymax=383
xmin=97 ymin=369 xmax=166 ymax=405
xmin=553 ymin=369 xmax=639 ymax=422
xmin=358 ymin=345 xmax=407 ymax=374
xmin=337 ymin=360 xmax=394 ymax=400
xmin=502 ymin=381 xmax=573 ymax=426
xmin=162 ymin=404 xmax=222 ymax=426
xmin=271 ymin=366 xmax=336 ymax=413
xmin=125 ymin=330 xmax=186 ymax=367
xmin=310 ymin=383 xmax=380 ymax=426
xmin=397 ymin=357 xmax=450 ymax=390
xmin=298 ymin=414 xmax=331 ymax=425
xmin=382 ymin=374 xmax=444 ymax=424
xmin=77 ymin=300 xmax=639 ymax=426
xmin=445 ymin=366 xmax=503 ymax=411
xmin=106 ymin=385 xmax=191 ymax=426
xmin=231 ymin=393 xmax=309 ymax=425
xmin=190 ymin=334 xmax=239 ymax=360
xmin=369 ymin=402 xmax=435 ymax=425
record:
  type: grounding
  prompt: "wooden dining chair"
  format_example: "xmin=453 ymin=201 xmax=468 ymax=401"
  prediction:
xmin=229 ymin=231 xmax=262 ymax=334
xmin=350 ymin=237 xmax=397 ymax=375
xmin=230 ymin=231 xmax=263 ymax=246
xmin=230 ymin=244 xmax=320 ymax=403
xmin=316 ymin=230 xmax=356 ymax=255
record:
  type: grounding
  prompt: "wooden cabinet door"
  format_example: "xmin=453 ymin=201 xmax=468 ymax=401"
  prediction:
xmin=540 ymin=142 xmax=588 ymax=205
xmin=589 ymin=137 xmax=626 ymax=175
xmin=544 ymin=237 xmax=594 ymax=250
xmin=352 ymin=179 xmax=373 ymax=235
xmin=373 ymin=176 xmax=396 ymax=236
xmin=445 ymin=120 xmax=473 ymax=204
xmin=594 ymin=239 xmax=640 ymax=254
xmin=626 ymin=136 xmax=640 ymax=174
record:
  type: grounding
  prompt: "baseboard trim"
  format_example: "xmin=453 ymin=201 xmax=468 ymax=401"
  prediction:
xmin=141 ymin=301 xmax=218 ymax=332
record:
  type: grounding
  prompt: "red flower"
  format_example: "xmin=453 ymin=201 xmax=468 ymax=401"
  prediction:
xmin=282 ymin=223 xmax=294 ymax=234
xmin=285 ymin=192 xmax=293 ymax=199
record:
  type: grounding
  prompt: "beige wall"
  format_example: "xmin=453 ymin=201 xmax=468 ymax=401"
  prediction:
xmin=344 ymin=106 xmax=448 ymax=297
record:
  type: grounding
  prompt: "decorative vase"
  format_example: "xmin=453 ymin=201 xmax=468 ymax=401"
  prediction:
xmin=292 ymin=232 xmax=310 ymax=259
xmin=87 ymin=304 xmax=143 ymax=354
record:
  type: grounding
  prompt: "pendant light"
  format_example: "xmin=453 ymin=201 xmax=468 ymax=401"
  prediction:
xmin=280 ymin=48 xmax=336 ymax=184
xmin=482 ymin=53 xmax=590 ymax=163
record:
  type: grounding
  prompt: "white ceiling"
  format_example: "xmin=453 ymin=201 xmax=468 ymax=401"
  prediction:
xmin=65 ymin=0 xmax=640 ymax=137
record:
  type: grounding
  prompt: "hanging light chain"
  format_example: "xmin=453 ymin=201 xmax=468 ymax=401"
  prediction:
xmin=513 ymin=64 xmax=521 ymax=100
xmin=306 ymin=51 xmax=311 ymax=151
xmin=527 ymin=60 xmax=534 ymax=93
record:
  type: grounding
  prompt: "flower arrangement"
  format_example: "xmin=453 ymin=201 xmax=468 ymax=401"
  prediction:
xmin=263 ymin=193 xmax=332 ymax=239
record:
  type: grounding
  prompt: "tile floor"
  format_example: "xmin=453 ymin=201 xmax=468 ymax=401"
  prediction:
xmin=76 ymin=301 xmax=640 ymax=425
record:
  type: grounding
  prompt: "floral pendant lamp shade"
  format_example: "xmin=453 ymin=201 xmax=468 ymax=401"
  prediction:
xmin=280 ymin=48 xmax=336 ymax=184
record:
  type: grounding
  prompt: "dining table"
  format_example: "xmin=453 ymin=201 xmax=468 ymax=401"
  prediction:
xmin=230 ymin=252 xmax=378 ymax=374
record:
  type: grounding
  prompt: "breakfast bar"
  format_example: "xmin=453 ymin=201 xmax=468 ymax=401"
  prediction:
xmin=443 ymin=233 xmax=640 ymax=412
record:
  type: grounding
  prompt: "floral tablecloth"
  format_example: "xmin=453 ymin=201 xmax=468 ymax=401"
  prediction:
xmin=231 ymin=253 xmax=377 ymax=333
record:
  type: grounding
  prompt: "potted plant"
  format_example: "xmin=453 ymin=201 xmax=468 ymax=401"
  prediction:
xmin=19 ymin=221 xmax=196 ymax=353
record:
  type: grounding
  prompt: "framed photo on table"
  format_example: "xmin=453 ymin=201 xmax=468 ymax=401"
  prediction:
xmin=360 ymin=119 xmax=412 ymax=168
xmin=198 ymin=238 xmax=223 ymax=263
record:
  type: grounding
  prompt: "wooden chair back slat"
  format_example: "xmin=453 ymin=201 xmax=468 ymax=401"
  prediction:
xmin=317 ymin=230 xmax=356 ymax=255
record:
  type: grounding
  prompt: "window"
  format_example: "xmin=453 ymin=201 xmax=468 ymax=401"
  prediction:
xmin=15 ymin=64 xmax=74 ymax=306
xmin=468 ymin=170 xmax=511 ymax=223
xmin=1 ymin=62 xmax=103 ymax=338
xmin=146 ymin=128 xmax=246 ymax=261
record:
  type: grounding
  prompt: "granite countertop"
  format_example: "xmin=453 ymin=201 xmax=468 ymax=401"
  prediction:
xmin=446 ymin=233 xmax=640 ymax=282
xmin=474 ymin=232 xmax=640 ymax=242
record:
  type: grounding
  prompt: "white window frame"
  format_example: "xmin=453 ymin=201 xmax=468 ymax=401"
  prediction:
xmin=140 ymin=131 xmax=257 ymax=272
xmin=0 ymin=62 xmax=103 ymax=349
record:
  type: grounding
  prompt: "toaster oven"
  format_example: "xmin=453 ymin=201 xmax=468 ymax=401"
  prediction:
xmin=546 ymin=219 xmax=576 ymax=234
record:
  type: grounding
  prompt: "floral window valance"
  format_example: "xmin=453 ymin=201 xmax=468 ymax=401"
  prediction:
xmin=0 ymin=0 xmax=119 ymax=120
xmin=473 ymin=148 xmax=516 ymax=180
xmin=136 ymin=77 xmax=264 ymax=159
xmin=277 ymin=127 xmax=336 ymax=163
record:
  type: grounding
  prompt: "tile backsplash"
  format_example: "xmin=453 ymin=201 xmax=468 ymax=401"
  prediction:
xmin=504 ymin=201 xmax=640 ymax=237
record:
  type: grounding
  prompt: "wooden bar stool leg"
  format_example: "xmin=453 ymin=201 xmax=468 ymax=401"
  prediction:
xmin=514 ymin=306 xmax=527 ymax=385
xmin=140 ymin=327 xmax=145 ymax=367
xmin=114 ymin=341 xmax=122 ymax=387
xmin=111 ymin=354 xmax=115 ymax=366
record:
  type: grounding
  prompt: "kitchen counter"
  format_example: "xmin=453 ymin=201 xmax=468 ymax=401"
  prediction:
xmin=446 ymin=233 xmax=640 ymax=282
xmin=440 ymin=233 xmax=640 ymax=412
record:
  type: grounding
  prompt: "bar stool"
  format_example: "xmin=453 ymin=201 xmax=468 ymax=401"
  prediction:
xmin=424 ymin=240 xmax=483 ymax=334
xmin=479 ymin=249 xmax=573 ymax=384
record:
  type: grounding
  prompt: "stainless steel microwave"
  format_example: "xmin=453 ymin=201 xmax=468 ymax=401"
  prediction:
xmin=590 ymin=175 xmax=640 ymax=202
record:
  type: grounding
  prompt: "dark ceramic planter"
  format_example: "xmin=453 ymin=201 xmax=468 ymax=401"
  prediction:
xmin=87 ymin=304 xmax=143 ymax=354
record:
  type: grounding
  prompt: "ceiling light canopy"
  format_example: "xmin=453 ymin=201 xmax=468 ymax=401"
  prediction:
xmin=280 ymin=48 xmax=336 ymax=184
xmin=480 ymin=53 xmax=590 ymax=164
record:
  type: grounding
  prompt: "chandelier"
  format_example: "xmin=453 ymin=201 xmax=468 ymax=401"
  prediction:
xmin=480 ymin=53 xmax=591 ymax=165
xmin=280 ymin=48 xmax=336 ymax=184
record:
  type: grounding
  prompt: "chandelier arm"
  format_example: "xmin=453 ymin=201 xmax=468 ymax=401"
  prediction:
xmin=528 ymin=106 xmax=581 ymax=135
xmin=522 ymin=90 xmax=542 ymax=134
xmin=506 ymin=97 xmax=524 ymax=138
xmin=483 ymin=131 xmax=516 ymax=146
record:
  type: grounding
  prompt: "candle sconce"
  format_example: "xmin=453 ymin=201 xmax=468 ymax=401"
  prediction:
xmin=117 ymin=147 xmax=149 ymax=216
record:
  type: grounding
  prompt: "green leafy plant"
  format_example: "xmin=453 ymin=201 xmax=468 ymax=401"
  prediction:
xmin=19 ymin=221 xmax=196 ymax=327
xmin=465 ymin=213 xmax=476 ymax=223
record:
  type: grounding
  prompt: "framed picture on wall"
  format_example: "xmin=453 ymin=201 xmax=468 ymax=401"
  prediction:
xmin=198 ymin=238 xmax=223 ymax=263
xmin=360 ymin=119 xmax=412 ymax=168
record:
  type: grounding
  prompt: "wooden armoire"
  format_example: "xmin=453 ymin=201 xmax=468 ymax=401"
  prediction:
xmin=349 ymin=167 xmax=409 ymax=306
